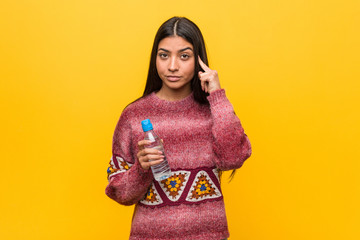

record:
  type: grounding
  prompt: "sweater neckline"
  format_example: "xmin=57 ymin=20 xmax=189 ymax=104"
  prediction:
xmin=148 ymin=91 xmax=195 ymax=111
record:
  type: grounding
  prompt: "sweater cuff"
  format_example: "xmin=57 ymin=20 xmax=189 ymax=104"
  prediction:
xmin=207 ymin=88 xmax=227 ymax=105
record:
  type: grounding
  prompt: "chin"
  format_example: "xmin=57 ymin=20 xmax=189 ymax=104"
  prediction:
xmin=165 ymin=82 xmax=189 ymax=90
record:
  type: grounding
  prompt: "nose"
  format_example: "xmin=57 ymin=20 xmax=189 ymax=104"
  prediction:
xmin=168 ymin=56 xmax=179 ymax=72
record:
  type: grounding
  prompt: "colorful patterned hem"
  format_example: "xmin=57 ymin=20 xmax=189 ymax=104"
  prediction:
xmin=139 ymin=167 xmax=223 ymax=208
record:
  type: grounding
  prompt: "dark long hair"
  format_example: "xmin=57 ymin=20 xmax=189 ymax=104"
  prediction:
xmin=143 ymin=16 xmax=209 ymax=104
xmin=136 ymin=16 xmax=237 ymax=180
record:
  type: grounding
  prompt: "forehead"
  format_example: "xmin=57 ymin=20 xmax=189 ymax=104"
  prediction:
xmin=158 ymin=36 xmax=193 ymax=51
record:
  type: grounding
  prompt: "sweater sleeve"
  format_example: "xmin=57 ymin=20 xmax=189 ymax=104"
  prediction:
xmin=105 ymin=109 xmax=153 ymax=206
xmin=207 ymin=89 xmax=252 ymax=170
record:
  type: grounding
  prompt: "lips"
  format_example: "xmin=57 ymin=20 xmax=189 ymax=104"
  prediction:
xmin=166 ymin=75 xmax=181 ymax=81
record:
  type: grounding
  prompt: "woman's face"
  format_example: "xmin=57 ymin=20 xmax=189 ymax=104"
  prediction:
xmin=156 ymin=36 xmax=195 ymax=93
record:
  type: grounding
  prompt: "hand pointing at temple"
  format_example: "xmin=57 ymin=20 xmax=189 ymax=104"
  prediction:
xmin=198 ymin=56 xmax=221 ymax=93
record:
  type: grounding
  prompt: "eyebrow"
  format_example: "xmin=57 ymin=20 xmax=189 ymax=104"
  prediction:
xmin=158 ymin=47 xmax=193 ymax=53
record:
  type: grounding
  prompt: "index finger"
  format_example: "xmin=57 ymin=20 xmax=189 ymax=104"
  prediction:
xmin=198 ymin=56 xmax=211 ymax=72
xmin=138 ymin=140 xmax=152 ymax=148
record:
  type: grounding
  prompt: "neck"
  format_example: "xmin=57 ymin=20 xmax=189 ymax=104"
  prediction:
xmin=156 ymin=86 xmax=192 ymax=101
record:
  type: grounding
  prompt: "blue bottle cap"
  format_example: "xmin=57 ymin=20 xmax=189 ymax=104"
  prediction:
xmin=141 ymin=119 xmax=153 ymax=132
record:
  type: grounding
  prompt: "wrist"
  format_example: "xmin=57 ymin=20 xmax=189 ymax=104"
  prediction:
xmin=207 ymin=88 xmax=227 ymax=105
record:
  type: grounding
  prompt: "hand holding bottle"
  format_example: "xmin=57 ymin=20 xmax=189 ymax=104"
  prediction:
xmin=137 ymin=139 xmax=164 ymax=170
xmin=140 ymin=119 xmax=172 ymax=181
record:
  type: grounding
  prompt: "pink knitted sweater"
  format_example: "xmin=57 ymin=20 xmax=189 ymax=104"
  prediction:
xmin=105 ymin=89 xmax=251 ymax=240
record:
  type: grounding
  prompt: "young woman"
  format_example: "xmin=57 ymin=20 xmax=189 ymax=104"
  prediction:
xmin=105 ymin=16 xmax=252 ymax=240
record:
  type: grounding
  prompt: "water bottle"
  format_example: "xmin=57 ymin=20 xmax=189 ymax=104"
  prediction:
xmin=141 ymin=119 xmax=171 ymax=181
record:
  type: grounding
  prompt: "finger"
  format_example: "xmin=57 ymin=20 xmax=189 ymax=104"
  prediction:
xmin=139 ymin=155 xmax=164 ymax=165
xmin=140 ymin=158 xmax=164 ymax=170
xmin=139 ymin=158 xmax=164 ymax=167
xmin=198 ymin=70 xmax=207 ymax=78
xmin=139 ymin=148 xmax=163 ymax=157
xmin=198 ymin=56 xmax=211 ymax=72
xmin=138 ymin=150 xmax=164 ymax=159
xmin=198 ymin=72 xmax=205 ymax=91
xmin=146 ymin=159 xmax=165 ymax=168
xmin=205 ymin=83 xmax=209 ymax=93
xmin=147 ymin=153 xmax=165 ymax=161
xmin=137 ymin=149 xmax=161 ymax=161
xmin=199 ymin=71 xmax=213 ymax=82
xmin=138 ymin=140 xmax=152 ymax=149
xmin=203 ymin=81 xmax=208 ymax=93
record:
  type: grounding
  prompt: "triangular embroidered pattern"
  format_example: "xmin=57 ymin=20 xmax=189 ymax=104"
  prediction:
xmin=186 ymin=171 xmax=222 ymax=202
xmin=107 ymin=156 xmax=133 ymax=180
xmin=159 ymin=171 xmax=191 ymax=202
xmin=116 ymin=156 xmax=133 ymax=171
xmin=140 ymin=183 xmax=163 ymax=206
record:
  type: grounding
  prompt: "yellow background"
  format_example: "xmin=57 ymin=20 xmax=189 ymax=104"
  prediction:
xmin=1 ymin=0 xmax=359 ymax=239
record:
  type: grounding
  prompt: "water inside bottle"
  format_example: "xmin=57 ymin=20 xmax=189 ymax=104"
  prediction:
xmin=149 ymin=145 xmax=171 ymax=181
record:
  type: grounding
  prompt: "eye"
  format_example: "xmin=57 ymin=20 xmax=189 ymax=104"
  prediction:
xmin=180 ymin=54 xmax=190 ymax=59
xmin=158 ymin=53 xmax=168 ymax=59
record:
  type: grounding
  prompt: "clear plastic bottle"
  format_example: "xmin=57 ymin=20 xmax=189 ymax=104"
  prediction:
xmin=141 ymin=119 xmax=171 ymax=181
